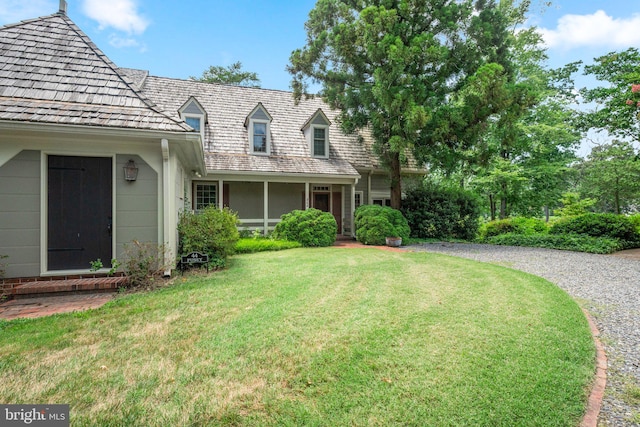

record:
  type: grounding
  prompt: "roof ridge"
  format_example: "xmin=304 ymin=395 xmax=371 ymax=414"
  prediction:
xmin=145 ymin=75 xmax=307 ymax=97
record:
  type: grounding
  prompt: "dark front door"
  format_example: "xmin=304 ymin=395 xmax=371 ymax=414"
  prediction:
xmin=48 ymin=156 xmax=112 ymax=270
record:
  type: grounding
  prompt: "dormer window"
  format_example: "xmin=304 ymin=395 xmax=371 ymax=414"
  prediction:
xmin=302 ymin=109 xmax=331 ymax=159
xmin=179 ymin=97 xmax=207 ymax=140
xmin=245 ymin=103 xmax=272 ymax=156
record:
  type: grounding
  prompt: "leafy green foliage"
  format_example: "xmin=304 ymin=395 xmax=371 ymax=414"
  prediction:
xmin=549 ymin=213 xmax=640 ymax=243
xmin=488 ymin=233 xmax=623 ymax=254
xmin=289 ymin=0 xmax=529 ymax=208
xmin=189 ymin=61 xmax=261 ymax=87
xmin=479 ymin=217 xmax=548 ymax=240
xmin=579 ymin=48 xmax=640 ymax=142
xmin=354 ymin=205 xmax=410 ymax=245
xmin=555 ymin=192 xmax=596 ymax=217
xmin=401 ymin=183 xmax=480 ymax=240
xmin=575 ymin=140 xmax=640 ymax=214
xmin=178 ymin=206 xmax=240 ymax=267
xmin=273 ymin=208 xmax=337 ymax=247
xmin=235 ymin=238 xmax=302 ymax=254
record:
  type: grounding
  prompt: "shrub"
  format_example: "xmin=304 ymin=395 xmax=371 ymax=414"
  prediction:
xmin=178 ymin=206 xmax=240 ymax=268
xmin=273 ymin=208 xmax=337 ymax=247
xmin=354 ymin=205 xmax=410 ymax=245
xmin=487 ymin=233 xmax=623 ymax=254
xmin=549 ymin=213 xmax=640 ymax=243
xmin=479 ymin=217 xmax=548 ymax=241
xmin=401 ymin=183 xmax=480 ymax=240
xmin=235 ymin=238 xmax=302 ymax=253
xmin=628 ymin=213 xmax=640 ymax=234
xmin=122 ymin=240 xmax=172 ymax=287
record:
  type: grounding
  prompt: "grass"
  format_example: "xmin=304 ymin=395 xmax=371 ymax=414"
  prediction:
xmin=0 ymin=248 xmax=595 ymax=426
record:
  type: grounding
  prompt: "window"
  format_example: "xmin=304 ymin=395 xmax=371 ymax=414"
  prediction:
xmin=179 ymin=98 xmax=207 ymax=142
xmin=354 ymin=191 xmax=363 ymax=209
xmin=373 ymin=198 xmax=391 ymax=207
xmin=185 ymin=116 xmax=201 ymax=132
xmin=195 ymin=183 xmax=217 ymax=210
xmin=302 ymin=110 xmax=330 ymax=158
xmin=253 ymin=122 xmax=268 ymax=153
xmin=313 ymin=127 xmax=327 ymax=157
xmin=245 ymin=103 xmax=273 ymax=155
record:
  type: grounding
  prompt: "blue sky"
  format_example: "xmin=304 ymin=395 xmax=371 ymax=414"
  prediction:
xmin=2 ymin=0 xmax=640 ymax=92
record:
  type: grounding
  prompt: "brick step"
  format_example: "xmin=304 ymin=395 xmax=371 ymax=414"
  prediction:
xmin=7 ymin=277 xmax=128 ymax=299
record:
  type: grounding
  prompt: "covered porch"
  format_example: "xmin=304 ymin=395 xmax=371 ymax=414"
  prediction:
xmin=189 ymin=173 xmax=360 ymax=236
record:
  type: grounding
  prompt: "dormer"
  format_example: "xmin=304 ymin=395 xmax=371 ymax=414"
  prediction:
xmin=302 ymin=109 xmax=331 ymax=159
xmin=244 ymin=103 xmax=272 ymax=155
xmin=179 ymin=97 xmax=207 ymax=140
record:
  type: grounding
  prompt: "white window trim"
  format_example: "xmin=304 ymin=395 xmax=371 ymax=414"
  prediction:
xmin=354 ymin=191 xmax=364 ymax=209
xmin=250 ymin=118 xmax=271 ymax=156
xmin=310 ymin=124 xmax=329 ymax=159
xmin=183 ymin=114 xmax=204 ymax=141
xmin=194 ymin=182 xmax=217 ymax=211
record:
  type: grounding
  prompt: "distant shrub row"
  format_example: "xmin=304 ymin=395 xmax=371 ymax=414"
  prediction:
xmin=480 ymin=213 xmax=640 ymax=254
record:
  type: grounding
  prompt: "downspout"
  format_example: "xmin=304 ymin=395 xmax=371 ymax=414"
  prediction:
xmin=161 ymin=139 xmax=172 ymax=277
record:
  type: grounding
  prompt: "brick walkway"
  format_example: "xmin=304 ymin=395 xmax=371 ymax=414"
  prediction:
xmin=0 ymin=293 xmax=115 ymax=320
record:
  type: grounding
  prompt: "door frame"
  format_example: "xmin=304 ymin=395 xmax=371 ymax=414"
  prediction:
xmin=40 ymin=152 xmax=116 ymax=276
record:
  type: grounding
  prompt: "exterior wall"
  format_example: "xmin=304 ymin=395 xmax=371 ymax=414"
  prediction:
xmin=115 ymin=154 xmax=158 ymax=260
xmin=0 ymin=150 xmax=41 ymax=277
xmin=228 ymin=182 xmax=264 ymax=219
xmin=268 ymin=183 xmax=304 ymax=218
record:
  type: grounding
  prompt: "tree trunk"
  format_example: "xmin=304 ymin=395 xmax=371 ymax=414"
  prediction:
xmin=489 ymin=194 xmax=496 ymax=221
xmin=389 ymin=151 xmax=402 ymax=210
xmin=500 ymin=197 xmax=507 ymax=219
xmin=544 ymin=206 xmax=550 ymax=222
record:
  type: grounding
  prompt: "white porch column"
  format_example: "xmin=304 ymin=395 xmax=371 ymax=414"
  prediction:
xmin=263 ymin=181 xmax=269 ymax=235
xmin=161 ymin=139 xmax=172 ymax=276
xmin=304 ymin=182 xmax=310 ymax=209
xmin=218 ymin=179 xmax=224 ymax=209
xmin=351 ymin=183 xmax=356 ymax=237
xmin=367 ymin=171 xmax=372 ymax=205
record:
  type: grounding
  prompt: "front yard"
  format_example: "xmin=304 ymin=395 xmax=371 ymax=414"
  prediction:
xmin=0 ymin=248 xmax=594 ymax=426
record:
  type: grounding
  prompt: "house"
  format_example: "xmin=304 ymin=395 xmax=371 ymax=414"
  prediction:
xmin=0 ymin=5 xmax=422 ymax=280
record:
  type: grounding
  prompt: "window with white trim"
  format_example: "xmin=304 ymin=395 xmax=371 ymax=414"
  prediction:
xmin=195 ymin=183 xmax=217 ymax=210
xmin=245 ymin=104 xmax=272 ymax=155
xmin=354 ymin=191 xmax=363 ymax=209
xmin=185 ymin=116 xmax=202 ymax=132
xmin=312 ymin=126 xmax=328 ymax=158
xmin=252 ymin=121 xmax=268 ymax=154
xmin=179 ymin=98 xmax=207 ymax=141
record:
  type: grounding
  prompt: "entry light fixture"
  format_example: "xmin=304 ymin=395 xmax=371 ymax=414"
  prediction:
xmin=123 ymin=159 xmax=138 ymax=181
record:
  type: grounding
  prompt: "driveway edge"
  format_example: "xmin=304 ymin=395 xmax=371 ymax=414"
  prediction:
xmin=581 ymin=309 xmax=607 ymax=427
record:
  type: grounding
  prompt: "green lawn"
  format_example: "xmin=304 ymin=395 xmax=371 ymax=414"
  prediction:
xmin=0 ymin=248 xmax=595 ymax=426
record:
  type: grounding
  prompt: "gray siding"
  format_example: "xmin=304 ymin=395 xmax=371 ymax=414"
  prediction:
xmin=0 ymin=150 xmax=41 ymax=278
xmin=268 ymin=183 xmax=304 ymax=218
xmin=115 ymin=155 xmax=158 ymax=258
xmin=183 ymin=100 xmax=203 ymax=115
xmin=251 ymin=108 xmax=269 ymax=121
xmin=228 ymin=182 xmax=263 ymax=219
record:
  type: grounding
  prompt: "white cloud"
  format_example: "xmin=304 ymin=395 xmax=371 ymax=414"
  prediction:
xmin=540 ymin=10 xmax=640 ymax=50
xmin=107 ymin=34 xmax=147 ymax=52
xmin=82 ymin=0 xmax=148 ymax=34
xmin=0 ymin=0 xmax=56 ymax=25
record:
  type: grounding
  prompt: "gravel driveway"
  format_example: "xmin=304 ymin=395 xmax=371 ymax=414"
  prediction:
xmin=406 ymin=243 xmax=640 ymax=427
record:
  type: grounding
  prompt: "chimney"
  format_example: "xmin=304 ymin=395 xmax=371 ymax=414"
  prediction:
xmin=59 ymin=0 xmax=67 ymax=15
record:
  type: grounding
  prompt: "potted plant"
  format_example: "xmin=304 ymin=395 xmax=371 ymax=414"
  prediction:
xmin=385 ymin=236 xmax=402 ymax=247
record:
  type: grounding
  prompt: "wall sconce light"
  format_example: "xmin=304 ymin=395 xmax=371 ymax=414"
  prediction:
xmin=123 ymin=159 xmax=138 ymax=181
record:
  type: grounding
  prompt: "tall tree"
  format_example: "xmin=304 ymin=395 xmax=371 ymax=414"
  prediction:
xmin=579 ymin=48 xmax=640 ymax=142
xmin=576 ymin=140 xmax=640 ymax=214
xmin=289 ymin=0 xmax=522 ymax=209
xmin=190 ymin=61 xmax=261 ymax=87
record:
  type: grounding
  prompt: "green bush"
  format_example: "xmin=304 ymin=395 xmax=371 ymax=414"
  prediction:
xmin=401 ymin=183 xmax=480 ymax=240
xmin=235 ymin=238 xmax=302 ymax=253
xmin=354 ymin=205 xmax=410 ymax=245
xmin=488 ymin=233 xmax=623 ymax=254
xmin=628 ymin=213 xmax=640 ymax=234
xmin=273 ymin=208 xmax=337 ymax=247
xmin=549 ymin=213 xmax=640 ymax=243
xmin=479 ymin=217 xmax=548 ymax=241
xmin=178 ymin=206 xmax=240 ymax=268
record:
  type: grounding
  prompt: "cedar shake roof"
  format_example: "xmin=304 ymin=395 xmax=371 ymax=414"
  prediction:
xmin=0 ymin=13 xmax=190 ymax=132
xmin=141 ymin=76 xmax=381 ymax=177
